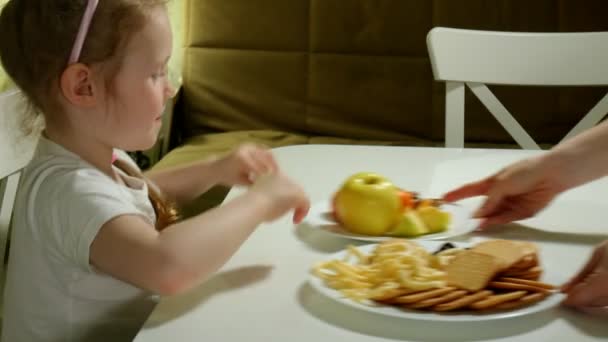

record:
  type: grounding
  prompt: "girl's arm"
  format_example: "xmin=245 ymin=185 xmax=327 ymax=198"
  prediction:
xmin=145 ymin=144 xmax=278 ymax=206
xmin=145 ymin=158 xmax=221 ymax=205
xmin=89 ymin=172 xmax=309 ymax=296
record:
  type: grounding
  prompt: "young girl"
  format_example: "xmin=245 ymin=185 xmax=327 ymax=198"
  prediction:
xmin=0 ymin=1 xmax=310 ymax=341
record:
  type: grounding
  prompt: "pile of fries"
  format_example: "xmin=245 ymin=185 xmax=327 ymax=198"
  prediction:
xmin=312 ymin=240 xmax=450 ymax=302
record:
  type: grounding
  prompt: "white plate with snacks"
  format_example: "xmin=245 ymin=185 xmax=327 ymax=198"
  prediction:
xmin=308 ymin=240 xmax=565 ymax=322
xmin=303 ymin=200 xmax=478 ymax=242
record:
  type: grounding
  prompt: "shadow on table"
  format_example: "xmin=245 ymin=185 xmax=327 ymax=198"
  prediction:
xmin=144 ymin=264 xmax=273 ymax=327
xmin=297 ymin=282 xmax=563 ymax=342
xmin=294 ymin=222 xmax=368 ymax=253
xmin=295 ymin=220 xmax=606 ymax=257
xmin=561 ymin=307 xmax=608 ymax=338
xmin=479 ymin=223 xmax=607 ymax=246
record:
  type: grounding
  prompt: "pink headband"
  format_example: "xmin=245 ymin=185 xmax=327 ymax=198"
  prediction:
xmin=68 ymin=0 xmax=99 ymax=64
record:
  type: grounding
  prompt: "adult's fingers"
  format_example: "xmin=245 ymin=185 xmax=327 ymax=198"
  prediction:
xmin=476 ymin=208 xmax=527 ymax=230
xmin=562 ymin=270 xmax=608 ymax=308
xmin=561 ymin=242 xmax=607 ymax=293
xmin=443 ymin=178 xmax=494 ymax=202
xmin=578 ymin=306 xmax=608 ymax=316
xmin=472 ymin=186 xmax=506 ymax=219
xmin=477 ymin=198 xmax=545 ymax=229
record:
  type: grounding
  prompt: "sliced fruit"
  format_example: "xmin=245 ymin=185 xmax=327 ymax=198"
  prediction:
xmin=417 ymin=206 xmax=451 ymax=233
xmin=388 ymin=211 xmax=429 ymax=237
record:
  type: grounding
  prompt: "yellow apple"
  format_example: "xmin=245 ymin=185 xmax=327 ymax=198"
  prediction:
xmin=333 ymin=172 xmax=402 ymax=235
xmin=388 ymin=210 xmax=430 ymax=237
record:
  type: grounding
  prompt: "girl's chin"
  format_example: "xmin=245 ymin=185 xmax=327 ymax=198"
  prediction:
xmin=114 ymin=126 xmax=161 ymax=152
xmin=122 ymin=138 xmax=159 ymax=152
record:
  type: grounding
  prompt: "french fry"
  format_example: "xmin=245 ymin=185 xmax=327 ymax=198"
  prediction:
xmin=312 ymin=241 xmax=447 ymax=301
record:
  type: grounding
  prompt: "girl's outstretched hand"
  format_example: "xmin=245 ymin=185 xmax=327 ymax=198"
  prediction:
xmin=443 ymin=156 xmax=565 ymax=229
xmin=250 ymin=172 xmax=310 ymax=224
xmin=215 ymin=144 xmax=279 ymax=186
xmin=561 ymin=240 xmax=608 ymax=313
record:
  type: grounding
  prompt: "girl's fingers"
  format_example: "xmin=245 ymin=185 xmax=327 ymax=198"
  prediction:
xmin=257 ymin=149 xmax=278 ymax=173
xmin=293 ymin=203 xmax=310 ymax=224
xmin=245 ymin=149 xmax=276 ymax=172
xmin=239 ymin=148 xmax=278 ymax=184
xmin=291 ymin=189 xmax=310 ymax=224
xmin=242 ymin=155 xmax=269 ymax=181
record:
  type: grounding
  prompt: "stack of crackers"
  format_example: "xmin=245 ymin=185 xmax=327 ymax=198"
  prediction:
xmin=380 ymin=240 xmax=556 ymax=312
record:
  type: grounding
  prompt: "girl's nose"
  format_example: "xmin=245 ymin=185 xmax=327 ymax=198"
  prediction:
xmin=166 ymin=72 xmax=180 ymax=99
xmin=166 ymin=85 xmax=177 ymax=98
xmin=166 ymin=84 xmax=177 ymax=99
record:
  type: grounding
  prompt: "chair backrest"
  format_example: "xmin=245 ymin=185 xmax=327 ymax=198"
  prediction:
xmin=427 ymin=27 xmax=608 ymax=149
xmin=0 ymin=90 xmax=38 ymax=280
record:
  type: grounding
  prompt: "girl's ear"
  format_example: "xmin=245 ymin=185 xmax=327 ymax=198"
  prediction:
xmin=59 ymin=64 xmax=98 ymax=107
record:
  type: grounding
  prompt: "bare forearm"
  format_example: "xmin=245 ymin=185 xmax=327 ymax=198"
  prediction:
xmin=145 ymin=159 xmax=220 ymax=205
xmin=156 ymin=190 xmax=270 ymax=294
xmin=543 ymin=120 xmax=608 ymax=190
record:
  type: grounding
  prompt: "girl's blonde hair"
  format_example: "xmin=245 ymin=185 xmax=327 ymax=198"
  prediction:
xmin=0 ymin=0 xmax=179 ymax=230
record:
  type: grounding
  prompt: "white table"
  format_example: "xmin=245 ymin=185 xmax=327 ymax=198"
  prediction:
xmin=135 ymin=145 xmax=608 ymax=342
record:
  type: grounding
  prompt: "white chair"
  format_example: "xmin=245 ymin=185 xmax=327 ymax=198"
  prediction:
xmin=427 ymin=27 xmax=608 ymax=149
xmin=0 ymin=90 xmax=38 ymax=283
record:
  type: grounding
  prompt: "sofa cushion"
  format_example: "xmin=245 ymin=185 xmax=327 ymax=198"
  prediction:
xmin=154 ymin=129 xmax=446 ymax=171
xmin=177 ymin=0 xmax=608 ymax=148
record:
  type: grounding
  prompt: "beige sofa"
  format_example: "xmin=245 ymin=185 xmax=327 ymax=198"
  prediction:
xmin=154 ymin=0 xmax=608 ymax=212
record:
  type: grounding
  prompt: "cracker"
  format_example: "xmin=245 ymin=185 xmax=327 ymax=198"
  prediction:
xmin=394 ymin=287 xmax=456 ymax=304
xmin=445 ymin=251 xmax=501 ymax=291
xmin=493 ymin=292 xmax=548 ymax=310
xmin=471 ymin=240 xmax=529 ymax=270
xmin=497 ymin=277 xmax=555 ymax=290
xmin=502 ymin=266 xmax=543 ymax=278
xmin=514 ymin=241 xmax=539 ymax=257
xmin=488 ymin=281 xmax=550 ymax=293
xmin=372 ymin=288 xmax=422 ymax=302
xmin=406 ymin=290 xmax=468 ymax=309
xmin=517 ymin=273 xmax=541 ymax=281
xmin=469 ymin=291 xmax=527 ymax=310
xmin=433 ymin=290 xmax=493 ymax=311
xmin=507 ymin=255 xmax=538 ymax=271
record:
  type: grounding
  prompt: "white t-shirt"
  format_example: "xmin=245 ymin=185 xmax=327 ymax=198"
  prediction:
xmin=2 ymin=137 xmax=159 ymax=342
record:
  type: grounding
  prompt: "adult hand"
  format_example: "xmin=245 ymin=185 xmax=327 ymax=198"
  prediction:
xmin=561 ymin=240 xmax=608 ymax=312
xmin=443 ymin=156 xmax=565 ymax=229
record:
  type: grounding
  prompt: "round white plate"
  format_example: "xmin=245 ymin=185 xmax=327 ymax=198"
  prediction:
xmin=303 ymin=200 xmax=478 ymax=242
xmin=308 ymin=241 xmax=565 ymax=322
